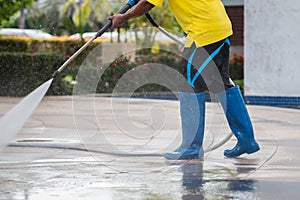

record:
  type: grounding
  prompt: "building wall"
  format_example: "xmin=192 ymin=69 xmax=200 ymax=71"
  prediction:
xmin=225 ymin=5 xmax=244 ymax=56
xmin=244 ymin=0 xmax=300 ymax=105
xmin=225 ymin=6 xmax=244 ymax=46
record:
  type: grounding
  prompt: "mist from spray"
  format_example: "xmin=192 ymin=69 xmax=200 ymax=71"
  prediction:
xmin=0 ymin=78 xmax=53 ymax=152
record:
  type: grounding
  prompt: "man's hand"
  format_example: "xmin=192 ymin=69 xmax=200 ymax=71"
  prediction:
xmin=107 ymin=0 xmax=154 ymax=30
xmin=108 ymin=14 xmax=127 ymax=30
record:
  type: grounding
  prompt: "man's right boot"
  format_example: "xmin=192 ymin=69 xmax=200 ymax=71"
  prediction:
xmin=217 ymin=86 xmax=260 ymax=158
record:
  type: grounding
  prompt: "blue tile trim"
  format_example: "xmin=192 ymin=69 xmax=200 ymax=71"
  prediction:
xmin=245 ymin=96 xmax=300 ymax=106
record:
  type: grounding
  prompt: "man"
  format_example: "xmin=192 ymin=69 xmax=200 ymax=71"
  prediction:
xmin=108 ymin=0 xmax=260 ymax=159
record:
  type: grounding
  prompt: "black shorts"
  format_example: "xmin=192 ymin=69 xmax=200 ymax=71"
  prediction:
xmin=181 ymin=37 xmax=233 ymax=93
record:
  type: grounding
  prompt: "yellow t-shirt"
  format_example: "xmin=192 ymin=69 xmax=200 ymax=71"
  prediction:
xmin=146 ymin=0 xmax=233 ymax=47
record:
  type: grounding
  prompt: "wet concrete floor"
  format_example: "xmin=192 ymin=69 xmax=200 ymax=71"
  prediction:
xmin=0 ymin=96 xmax=300 ymax=199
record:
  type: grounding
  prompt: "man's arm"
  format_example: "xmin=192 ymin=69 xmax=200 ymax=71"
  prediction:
xmin=108 ymin=0 xmax=154 ymax=29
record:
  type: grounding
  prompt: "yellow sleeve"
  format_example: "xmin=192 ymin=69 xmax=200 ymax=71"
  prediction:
xmin=146 ymin=0 xmax=164 ymax=7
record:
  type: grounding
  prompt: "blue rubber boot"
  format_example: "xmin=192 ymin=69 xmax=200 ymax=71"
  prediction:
xmin=217 ymin=86 xmax=260 ymax=158
xmin=164 ymin=92 xmax=205 ymax=160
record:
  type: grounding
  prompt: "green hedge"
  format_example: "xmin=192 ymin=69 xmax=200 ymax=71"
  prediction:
xmin=0 ymin=51 xmax=182 ymax=96
xmin=0 ymin=37 xmax=103 ymax=96
xmin=0 ymin=36 xmax=101 ymax=55
xmin=0 ymin=52 xmax=74 ymax=96
xmin=0 ymin=51 xmax=244 ymax=96
xmin=229 ymin=54 xmax=243 ymax=80
xmin=0 ymin=37 xmax=244 ymax=96
xmin=74 ymin=52 xmax=182 ymax=94
xmin=0 ymin=38 xmax=28 ymax=52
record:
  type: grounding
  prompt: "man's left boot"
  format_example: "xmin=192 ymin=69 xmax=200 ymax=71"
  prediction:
xmin=164 ymin=92 xmax=205 ymax=160
xmin=217 ymin=86 xmax=260 ymax=158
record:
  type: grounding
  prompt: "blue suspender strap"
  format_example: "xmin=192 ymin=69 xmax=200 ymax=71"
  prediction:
xmin=187 ymin=48 xmax=197 ymax=86
xmin=187 ymin=38 xmax=230 ymax=88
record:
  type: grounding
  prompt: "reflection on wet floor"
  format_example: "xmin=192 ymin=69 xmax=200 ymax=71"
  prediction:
xmin=0 ymin=131 xmax=284 ymax=200
xmin=0 ymin=156 xmax=300 ymax=200
xmin=180 ymin=161 xmax=204 ymax=199
xmin=1 ymin=97 xmax=300 ymax=199
xmin=0 ymin=134 xmax=284 ymax=200
xmin=172 ymin=160 xmax=300 ymax=200
xmin=171 ymin=161 xmax=260 ymax=200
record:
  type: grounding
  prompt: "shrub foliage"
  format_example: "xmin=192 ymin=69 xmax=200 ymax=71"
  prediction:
xmin=0 ymin=37 xmax=244 ymax=96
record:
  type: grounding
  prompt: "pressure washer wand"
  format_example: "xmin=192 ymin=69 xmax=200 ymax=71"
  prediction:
xmin=52 ymin=0 xmax=139 ymax=78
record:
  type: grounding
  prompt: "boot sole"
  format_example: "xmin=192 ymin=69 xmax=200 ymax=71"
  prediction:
xmin=224 ymin=143 xmax=260 ymax=157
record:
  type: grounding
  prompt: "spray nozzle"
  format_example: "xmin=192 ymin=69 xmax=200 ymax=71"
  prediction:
xmin=52 ymin=70 xmax=60 ymax=79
